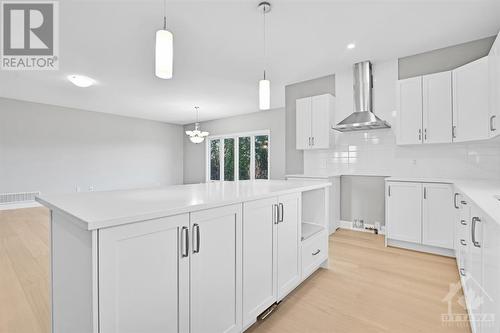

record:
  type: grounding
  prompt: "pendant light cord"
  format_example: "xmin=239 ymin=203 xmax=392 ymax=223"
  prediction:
xmin=195 ymin=106 xmax=199 ymax=123
xmin=263 ymin=5 xmax=267 ymax=79
xmin=163 ymin=0 xmax=167 ymax=29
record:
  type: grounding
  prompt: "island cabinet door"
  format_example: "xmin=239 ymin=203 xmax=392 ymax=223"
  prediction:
xmin=189 ymin=204 xmax=242 ymax=333
xmin=98 ymin=214 xmax=190 ymax=333
xmin=276 ymin=192 xmax=301 ymax=300
xmin=242 ymin=197 xmax=277 ymax=328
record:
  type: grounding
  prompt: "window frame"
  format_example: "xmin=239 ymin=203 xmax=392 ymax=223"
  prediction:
xmin=205 ymin=130 xmax=271 ymax=182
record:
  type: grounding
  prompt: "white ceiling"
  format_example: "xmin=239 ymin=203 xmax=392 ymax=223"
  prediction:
xmin=1 ymin=0 xmax=500 ymax=124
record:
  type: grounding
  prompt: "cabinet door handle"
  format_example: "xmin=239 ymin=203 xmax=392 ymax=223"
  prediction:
xmin=491 ymin=115 xmax=497 ymax=132
xmin=193 ymin=224 xmax=200 ymax=253
xmin=181 ymin=226 xmax=189 ymax=257
xmin=472 ymin=217 xmax=481 ymax=248
xmin=454 ymin=193 xmax=459 ymax=209
xmin=273 ymin=204 xmax=279 ymax=224
xmin=312 ymin=249 xmax=321 ymax=256
xmin=460 ymin=200 xmax=467 ymax=205
xmin=452 ymin=125 xmax=457 ymax=139
xmin=423 ymin=187 xmax=427 ymax=199
xmin=388 ymin=185 xmax=391 ymax=197
xmin=424 ymin=128 xmax=427 ymax=141
xmin=460 ymin=268 xmax=466 ymax=277
xmin=418 ymin=128 xmax=422 ymax=141
xmin=278 ymin=203 xmax=284 ymax=223
xmin=312 ymin=137 xmax=315 ymax=146
xmin=308 ymin=137 xmax=311 ymax=146
xmin=460 ymin=239 xmax=467 ymax=246
xmin=460 ymin=220 xmax=467 ymax=226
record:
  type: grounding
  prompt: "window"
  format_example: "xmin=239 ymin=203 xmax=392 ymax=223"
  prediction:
xmin=206 ymin=131 xmax=270 ymax=181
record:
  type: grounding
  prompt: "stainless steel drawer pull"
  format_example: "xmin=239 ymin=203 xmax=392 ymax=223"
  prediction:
xmin=460 ymin=239 xmax=466 ymax=246
xmin=453 ymin=193 xmax=459 ymax=209
xmin=459 ymin=268 xmax=466 ymax=277
xmin=193 ymin=223 xmax=200 ymax=254
xmin=472 ymin=217 xmax=481 ymax=248
xmin=312 ymin=249 xmax=321 ymax=256
xmin=460 ymin=220 xmax=467 ymax=226
xmin=491 ymin=115 xmax=497 ymax=132
xmin=279 ymin=203 xmax=284 ymax=223
xmin=181 ymin=226 xmax=189 ymax=258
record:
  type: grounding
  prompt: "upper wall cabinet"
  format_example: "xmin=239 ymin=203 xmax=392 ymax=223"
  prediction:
xmin=489 ymin=33 xmax=500 ymax=137
xmin=396 ymin=71 xmax=453 ymax=145
xmin=452 ymin=56 xmax=490 ymax=143
xmin=296 ymin=94 xmax=335 ymax=150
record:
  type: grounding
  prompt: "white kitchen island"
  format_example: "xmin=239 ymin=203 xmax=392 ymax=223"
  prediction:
xmin=37 ymin=180 xmax=331 ymax=333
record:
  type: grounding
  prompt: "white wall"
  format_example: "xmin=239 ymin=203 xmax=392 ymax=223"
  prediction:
xmin=0 ymin=98 xmax=184 ymax=195
xmin=183 ymin=108 xmax=286 ymax=184
xmin=304 ymin=59 xmax=500 ymax=180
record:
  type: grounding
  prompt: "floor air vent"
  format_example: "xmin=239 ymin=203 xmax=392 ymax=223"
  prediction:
xmin=0 ymin=191 xmax=41 ymax=204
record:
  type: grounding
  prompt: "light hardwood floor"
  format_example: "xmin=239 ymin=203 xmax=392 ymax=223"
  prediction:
xmin=0 ymin=208 xmax=470 ymax=333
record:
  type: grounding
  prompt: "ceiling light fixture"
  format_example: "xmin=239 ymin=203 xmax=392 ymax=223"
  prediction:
xmin=155 ymin=0 xmax=173 ymax=79
xmin=185 ymin=106 xmax=209 ymax=144
xmin=347 ymin=42 xmax=356 ymax=50
xmin=67 ymin=75 xmax=95 ymax=88
xmin=258 ymin=1 xmax=271 ymax=110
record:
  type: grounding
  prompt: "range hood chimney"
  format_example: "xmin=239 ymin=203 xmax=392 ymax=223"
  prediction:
xmin=333 ymin=61 xmax=391 ymax=132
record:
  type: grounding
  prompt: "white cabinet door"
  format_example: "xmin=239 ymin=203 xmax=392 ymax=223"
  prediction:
xmin=99 ymin=214 xmax=189 ymax=333
xmin=386 ymin=182 xmax=422 ymax=243
xmin=397 ymin=77 xmax=423 ymax=145
xmin=465 ymin=205 xmax=484 ymax=333
xmin=296 ymin=97 xmax=312 ymax=149
xmin=242 ymin=197 xmax=277 ymax=327
xmin=276 ymin=192 xmax=301 ymax=300
xmin=452 ymin=57 xmax=490 ymax=142
xmin=489 ymin=35 xmax=500 ymax=137
xmin=481 ymin=211 xmax=500 ymax=333
xmin=311 ymin=94 xmax=332 ymax=149
xmin=422 ymin=71 xmax=453 ymax=144
xmin=190 ymin=205 xmax=242 ymax=333
xmin=422 ymin=183 xmax=454 ymax=249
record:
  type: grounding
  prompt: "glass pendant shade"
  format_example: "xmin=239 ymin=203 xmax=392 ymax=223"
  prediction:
xmin=259 ymin=79 xmax=270 ymax=110
xmin=155 ymin=29 xmax=173 ymax=79
xmin=185 ymin=123 xmax=209 ymax=144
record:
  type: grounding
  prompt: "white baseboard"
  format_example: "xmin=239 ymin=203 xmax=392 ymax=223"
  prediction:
xmin=339 ymin=220 xmax=386 ymax=235
xmin=0 ymin=201 xmax=42 ymax=210
xmin=386 ymin=238 xmax=455 ymax=257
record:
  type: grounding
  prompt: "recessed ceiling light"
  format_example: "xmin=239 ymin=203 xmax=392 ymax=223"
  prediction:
xmin=347 ymin=43 xmax=356 ymax=50
xmin=67 ymin=75 xmax=96 ymax=88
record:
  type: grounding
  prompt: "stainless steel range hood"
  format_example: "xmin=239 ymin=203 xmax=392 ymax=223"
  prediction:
xmin=333 ymin=61 xmax=391 ymax=132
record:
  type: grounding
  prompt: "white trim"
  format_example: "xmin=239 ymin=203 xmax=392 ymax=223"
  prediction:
xmin=0 ymin=201 xmax=42 ymax=210
xmin=205 ymin=130 xmax=270 ymax=182
xmin=386 ymin=238 xmax=455 ymax=257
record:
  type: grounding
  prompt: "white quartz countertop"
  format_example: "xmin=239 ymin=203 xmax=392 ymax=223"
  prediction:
xmin=36 ymin=180 xmax=331 ymax=230
xmin=286 ymin=173 xmax=390 ymax=179
xmin=386 ymin=177 xmax=500 ymax=225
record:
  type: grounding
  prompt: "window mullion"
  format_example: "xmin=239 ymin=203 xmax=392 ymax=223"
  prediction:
xmin=250 ymin=135 xmax=255 ymax=180
xmin=235 ymin=136 xmax=239 ymax=181
xmin=220 ymin=139 xmax=225 ymax=181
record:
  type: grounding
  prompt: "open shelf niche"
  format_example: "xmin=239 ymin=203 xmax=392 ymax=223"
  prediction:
xmin=301 ymin=187 xmax=328 ymax=241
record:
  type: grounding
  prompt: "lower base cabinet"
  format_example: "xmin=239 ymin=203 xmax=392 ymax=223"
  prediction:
xmin=455 ymin=193 xmax=500 ymax=333
xmin=386 ymin=181 xmax=454 ymax=253
xmin=99 ymin=204 xmax=242 ymax=333
xmin=242 ymin=193 xmax=301 ymax=328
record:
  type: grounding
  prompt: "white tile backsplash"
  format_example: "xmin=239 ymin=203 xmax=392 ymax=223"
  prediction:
xmin=304 ymin=59 xmax=500 ymax=180
xmin=305 ymin=130 xmax=500 ymax=180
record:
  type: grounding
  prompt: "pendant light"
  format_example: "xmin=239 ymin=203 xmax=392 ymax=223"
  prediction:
xmin=155 ymin=0 xmax=173 ymax=79
xmin=185 ymin=107 xmax=209 ymax=144
xmin=258 ymin=1 xmax=271 ymax=110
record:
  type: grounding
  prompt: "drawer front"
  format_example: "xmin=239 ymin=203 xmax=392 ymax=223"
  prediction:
xmin=301 ymin=229 xmax=328 ymax=279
